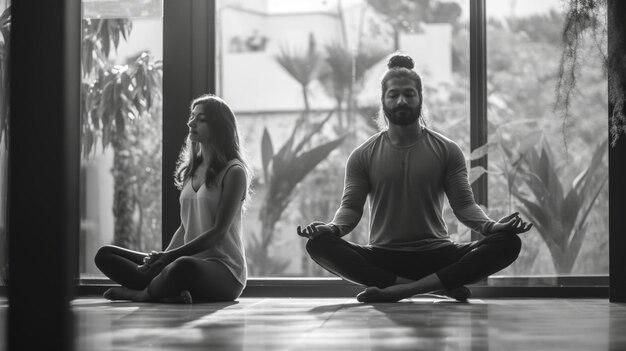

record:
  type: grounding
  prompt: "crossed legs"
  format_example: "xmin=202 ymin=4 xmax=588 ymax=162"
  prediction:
xmin=305 ymin=233 xmax=522 ymax=302
xmin=95 ymin=245 xmax=243 ymax=303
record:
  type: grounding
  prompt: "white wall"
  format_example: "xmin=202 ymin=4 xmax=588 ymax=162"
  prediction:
xmin=221 ymin=3 xmax=453 ymax=113
xmin=222 ymin=52 xmax=336 ymax=112
xmin=81 ymin=148 xmax=115 ymax=276
xmin=113 ymin=19 xmax=163 ymax=65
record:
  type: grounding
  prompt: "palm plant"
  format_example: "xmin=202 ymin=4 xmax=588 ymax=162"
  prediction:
xmin=246 ymin=111 xmax=346 ymax=276
xmin=512 ymin=137 xmax=608 ymax=274
xmin=472 ymin=131 xmax=608 ymax=274
xmin=275 ymin=33 xmax=324 ymax=123
xmin=81 ymin=18 xmax=163 ymax=248
xmin=319 ymin=43 xmax=385 ymax=131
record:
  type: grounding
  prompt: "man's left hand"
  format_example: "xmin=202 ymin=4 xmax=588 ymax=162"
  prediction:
xmin=491 ymin=212 xmax=533 ymax=235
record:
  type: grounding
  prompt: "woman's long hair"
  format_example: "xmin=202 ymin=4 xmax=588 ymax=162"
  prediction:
xmin=174 ymin=94 xmax=253 ymax=204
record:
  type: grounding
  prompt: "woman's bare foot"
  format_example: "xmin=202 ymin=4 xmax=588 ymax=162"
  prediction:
xmin=103 ymin=287 xmax=150 ymax=302
xmin=161 ymin=290 xmax=193 ymax=304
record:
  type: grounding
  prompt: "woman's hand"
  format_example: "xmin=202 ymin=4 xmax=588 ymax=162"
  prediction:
xmin=491 ymin=212 xmax=533 ymax=235
xmin=137 ymin=251 xmax=171 ymax=276
xmin=143 ymin=250 xmax=164 ymax=265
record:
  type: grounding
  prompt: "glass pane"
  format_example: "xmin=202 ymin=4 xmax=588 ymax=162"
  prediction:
xmin=80 ymin=0 xmax=163 ymax=279
xmin=0 ymin=0 xmax=9 ymax=287
xmin=218 ymin=0 xmax=470 ymax=277
xmin=486 ymin=0 xmax=608 ymax=280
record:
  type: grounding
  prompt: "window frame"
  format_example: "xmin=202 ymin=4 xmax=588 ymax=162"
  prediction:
xmin=74 ymin=0 xmax=616 ymax=296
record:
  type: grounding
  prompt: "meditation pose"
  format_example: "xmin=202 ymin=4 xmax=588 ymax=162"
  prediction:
xmin=95 ymin=94 xmax=252 ymax=303
xmin=297 ymin=53 xmax=532 ymax=303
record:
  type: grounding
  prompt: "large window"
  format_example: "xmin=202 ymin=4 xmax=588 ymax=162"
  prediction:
xmin=217 ymin=0 xmax=470 ymax=277
xmin=80 ymin=0 xmax=163 ymax=278
xmin=484 ymin=0 xmax=608 ymax=278
xmin=77 ymin=0 xmax=609 ymax=284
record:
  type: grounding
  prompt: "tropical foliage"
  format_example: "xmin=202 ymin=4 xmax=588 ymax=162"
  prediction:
xmin=471 ymin=130 xmax=608 ymax=274
xmin=81 ymin=19 xmax=162 ymax=156
xmin=275 ymin=33 xmax=324 ymax=121
xmin=246 ymin=112 xmax=346 ymax=275
xmin=512 ymin=137 xmax=608 ymax=274
xmin=319 ymin=43 xmax=386 ymax=131
xmin=557 ymin=0 xmax=626 ymax=147
xmin=81 ymin=18 xmax=163 ymax=249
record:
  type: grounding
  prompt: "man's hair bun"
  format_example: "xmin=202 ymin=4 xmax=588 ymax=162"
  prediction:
xmin=387 ymin=53 xmax=414 ymax=70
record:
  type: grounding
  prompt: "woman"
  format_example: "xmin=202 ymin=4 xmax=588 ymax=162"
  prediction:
xmin=95 ymin=94 xmax=252 ymax=303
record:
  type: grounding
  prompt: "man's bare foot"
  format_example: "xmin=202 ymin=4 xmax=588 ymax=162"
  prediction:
xmin=356 ymin=284 xmax=472 ymax=303
xmin=103 ymin=287 xmax=150 ymax=302
xmin=356 ymin=285 xmax=413 ymax=303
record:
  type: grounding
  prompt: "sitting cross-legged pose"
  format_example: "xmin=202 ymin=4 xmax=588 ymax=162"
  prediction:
xmin=95 ymin=94 xmax=252 ymax=303
xmin=297 ymin=53 xmax=532 ymax=303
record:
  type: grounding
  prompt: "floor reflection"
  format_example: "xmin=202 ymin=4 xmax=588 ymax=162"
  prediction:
xmin=2 ymin=297 xmax=626 ymax=350
xmin=309 ymin=298 xmax=489 ymax=350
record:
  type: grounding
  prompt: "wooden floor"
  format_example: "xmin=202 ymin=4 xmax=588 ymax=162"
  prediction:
xmin=2 ymin=297 xmax=626 ymax=350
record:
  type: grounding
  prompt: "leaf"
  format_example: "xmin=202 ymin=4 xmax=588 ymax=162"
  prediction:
xmin=115 ymin=109 xmax=125 ymax=137
xmin=273 ymin=118 xmax=300 ymax=165
xmin=575 ymin=173 xmax=608 ymax=233
xmin=290 ymin=135 xmax=346 ymax=186
xmin=518 ymin=130 xmax=543 ymax=155
xmin=110 ymin=21 xmax=120 ymax=53
xmin=469 ymin=166 xmax=487 ymax=184
xmin=261 ymin=127 xmax=274 ymax=184
xmin=470 ymin=141 xmax=496 ymax=161
xmin=275 ymin=36 xmax=323 ymax=87
xmin=513 ymin=191 xmax=549 ymax=227
xmin=266 ymin=135 xmax=346 ymax=222
xmin=530 ymin=142 xmax=563 ymax=213
xmin=573 ymin=138 xmax=608 ymax=197
xmin=101 ymin=22 xmax=110 ymax=58
xmin=561 ymin=189 xmax=581 ymax=234
xmin=292 ymin=110 xmax=334 ymax=155
xmin=567 ymin=222 xmax=588 ymax=266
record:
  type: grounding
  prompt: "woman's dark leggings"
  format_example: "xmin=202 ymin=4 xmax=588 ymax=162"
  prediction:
xmin=94 ymin=245 xmax=244 ymax=301
xmin=305 ymin=232 xmax=522 ymax=290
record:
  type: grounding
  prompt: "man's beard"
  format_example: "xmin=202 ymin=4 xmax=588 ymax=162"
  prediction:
xmin=383 ymin=105 xmax=421 ymax=126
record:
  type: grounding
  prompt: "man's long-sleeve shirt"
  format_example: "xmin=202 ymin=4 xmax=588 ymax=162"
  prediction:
xmin=331 ymin=128 xmax=495 ymax=251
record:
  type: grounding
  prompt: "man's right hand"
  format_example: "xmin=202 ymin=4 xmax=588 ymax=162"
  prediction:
xmin=297 ymin=221 xmax=334 ymax=239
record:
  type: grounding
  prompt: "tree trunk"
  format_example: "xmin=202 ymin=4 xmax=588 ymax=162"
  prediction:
xmin=112 ymin=134 xmax=139 ymax=249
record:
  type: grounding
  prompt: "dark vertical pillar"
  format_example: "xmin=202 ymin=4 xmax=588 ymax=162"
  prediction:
xmin=162 ymin=0 xmax=216 ymax=248
xmin=470 ymin=0 xmax=488 ymax=240
xmin=7 ymin=0 xmax=80 ymax=349
xmin=608 ymin=0 xmax=626 ymax=303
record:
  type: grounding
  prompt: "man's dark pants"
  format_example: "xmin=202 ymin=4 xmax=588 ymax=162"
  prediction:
xmin=305 ymin=232 xmax=522 ymax=290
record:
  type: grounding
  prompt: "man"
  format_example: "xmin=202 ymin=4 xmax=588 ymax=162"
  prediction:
xmin=297 ymin=53 xmax=532 ymax=303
